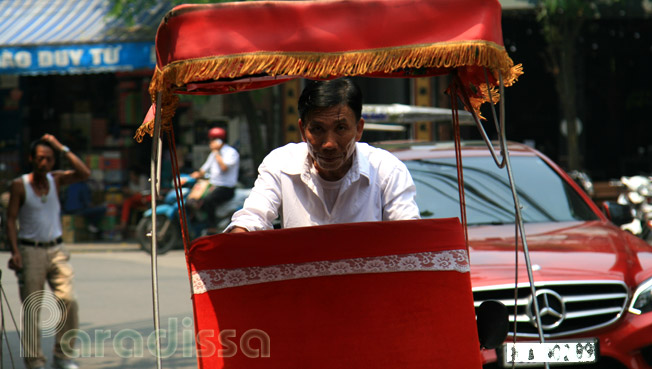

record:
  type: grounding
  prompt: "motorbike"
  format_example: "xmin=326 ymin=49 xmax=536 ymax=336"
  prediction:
xmin=617 ymin=175 xmax=652 ymax=244
xmin=568 ymin=170 xmax=595 ymax=198
xmin=135 ymin=174 xmax=251 ymax=254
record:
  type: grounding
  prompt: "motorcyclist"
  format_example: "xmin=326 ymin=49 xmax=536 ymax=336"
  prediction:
xmin=188 ymin=127 xmax=240 ymax=231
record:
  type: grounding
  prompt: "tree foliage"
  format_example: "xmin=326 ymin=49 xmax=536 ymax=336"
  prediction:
xmin=108 ymin=0 xmax=254 ymax=25
xmin=533 ymin=0 xmax=650 ymax=170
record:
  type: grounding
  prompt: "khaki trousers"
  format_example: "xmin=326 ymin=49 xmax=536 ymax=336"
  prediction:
xmin=17 ymin=244 xmax=79 ymax=369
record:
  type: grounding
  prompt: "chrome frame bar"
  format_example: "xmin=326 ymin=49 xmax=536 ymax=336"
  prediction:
xmin=466 ymin=71 xmax=506 ymax=169
xmin=149 ymin=91 xmax=163 ymax=369
xmin=474 ymin=70 xmax=548 ymax=367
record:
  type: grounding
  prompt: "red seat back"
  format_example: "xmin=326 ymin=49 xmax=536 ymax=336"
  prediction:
xmin=188 ymin=218 xmax=482 ymax=369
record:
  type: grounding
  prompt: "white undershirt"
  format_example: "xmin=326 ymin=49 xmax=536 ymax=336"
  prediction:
xmin=311 ymin=165 xmax=344 ymax=213
xmin=18 ymin=173 xmax=62 ymax=242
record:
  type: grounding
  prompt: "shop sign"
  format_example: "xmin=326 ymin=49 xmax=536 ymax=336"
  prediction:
xmin=0 ymin=42 xmax=156 ymax=75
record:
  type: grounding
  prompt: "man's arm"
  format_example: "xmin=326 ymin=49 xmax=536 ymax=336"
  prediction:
xmin=190 ymin=169 xmax=206 ymax=179
xmin=6 ymin=178 xmax=24 ymax=270
xmin=382 ymin=162 xmax=421 ymax=221
xmin=224 ymin=159 xmax=282 ymax=233
xmin=191 ymin=152 xmax=213 ymax=179
xmin=42 ymin=134 xmax=91 ymax=187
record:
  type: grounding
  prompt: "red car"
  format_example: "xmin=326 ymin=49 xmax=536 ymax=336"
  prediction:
xmin=384 ymin=141 xmax=652 ymax=369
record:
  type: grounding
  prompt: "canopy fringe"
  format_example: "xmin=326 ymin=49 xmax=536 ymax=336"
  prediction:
xmin=135 ymin=41 xmax=523 ymax=142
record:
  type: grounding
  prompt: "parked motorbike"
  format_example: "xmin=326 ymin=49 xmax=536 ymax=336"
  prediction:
xmin=617 ymin=175 xmax=652 ymax=244
xmin=568 ymin=170 xmax=595 ymax=198
xmin=135 ymin=174 xmax=251 ymax=254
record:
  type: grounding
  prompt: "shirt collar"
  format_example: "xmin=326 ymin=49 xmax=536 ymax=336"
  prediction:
xmin=281 ymin=142 xmax=370 ymax=182
xmin=354 ymin=142 xmax=371 ymax=181
xmin=281 ymin=143 xmax=310 ymax=176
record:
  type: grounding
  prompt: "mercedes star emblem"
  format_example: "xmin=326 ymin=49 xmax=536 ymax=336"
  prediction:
xmin=526 ymin=289 xmax=566 ymax=330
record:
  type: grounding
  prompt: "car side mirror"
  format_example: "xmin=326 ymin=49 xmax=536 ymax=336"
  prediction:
xmin=476 ymin=300 xmax=509 ymax=349
xmin=602 ymin=201 xmax=634 ymax=226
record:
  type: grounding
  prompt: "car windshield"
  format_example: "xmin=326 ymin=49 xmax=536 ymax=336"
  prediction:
xmin=406 ymin=156 xmax=599 ymax=225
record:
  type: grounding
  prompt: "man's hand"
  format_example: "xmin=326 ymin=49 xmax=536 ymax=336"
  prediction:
xmin=209 ymin=139 xmax=224 ymax=152
xmin=8 ymin=253 xmax=22 ymax=271
xmin=41 ymin=134 xmax=65 ymax=152
xmin=209 ymin=139 xmax=229 ymax=172
xmin=228 ymin=226 xmax=248 ymax=233
xmin=46 ymin=134 xmax=92 ymax=185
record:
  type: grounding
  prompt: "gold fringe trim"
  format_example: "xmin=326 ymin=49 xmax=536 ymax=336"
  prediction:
xmin=468 ymin=63 xmax=523 ymax=119
xmin=135 ymin=41 xmax=523 ymax=142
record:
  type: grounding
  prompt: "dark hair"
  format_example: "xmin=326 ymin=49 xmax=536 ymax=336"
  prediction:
xmin=298 ymin=78 xmax=363 ymax=122
xmin=29 ymin=139 xmax=55 ymax=158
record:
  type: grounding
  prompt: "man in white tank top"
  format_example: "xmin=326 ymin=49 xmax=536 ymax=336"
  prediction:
xmin=6 ymin=134 xmax=91 ymax=369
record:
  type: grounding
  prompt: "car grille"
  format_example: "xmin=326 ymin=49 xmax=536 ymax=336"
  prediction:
xmin=473 ymin=281 xmax=629 ymax=338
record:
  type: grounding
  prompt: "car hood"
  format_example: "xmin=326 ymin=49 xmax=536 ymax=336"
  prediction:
xmin=467 ymin=220 xmax=652 ymax=287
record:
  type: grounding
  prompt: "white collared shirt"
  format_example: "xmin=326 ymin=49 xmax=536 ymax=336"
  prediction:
xmin=200 ymin=144 xmax=240 ymax=187
xmin=226 ymin=142 xmax=420 ymax=231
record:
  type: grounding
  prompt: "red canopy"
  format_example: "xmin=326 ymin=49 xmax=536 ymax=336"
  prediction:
xmin=135 ymin=0 xmax=522 ymax=142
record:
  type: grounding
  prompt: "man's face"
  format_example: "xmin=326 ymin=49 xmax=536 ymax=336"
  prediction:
xmin=299 ymin=104 xmax=364 ymax=181
xmin=31 ymin=145 xmax=55 ymax=174
xmin=209 ymin=138 xmax=224 ymax=151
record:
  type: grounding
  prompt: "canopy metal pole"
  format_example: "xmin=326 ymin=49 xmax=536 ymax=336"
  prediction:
xmin=452 ymin=73 xmax=506 ymax=169
xmin=149 ymin=92 xmax=164 ymax=369
xmin=491 ymin=75 xmax=549 ymax=368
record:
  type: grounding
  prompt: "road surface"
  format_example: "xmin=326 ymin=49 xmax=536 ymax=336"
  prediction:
xmin=0 ymin=245 xmax=198 ymax=369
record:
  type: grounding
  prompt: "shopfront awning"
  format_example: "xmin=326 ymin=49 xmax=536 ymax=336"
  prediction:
xmin=0 ymin=0 xmax=169 ymax=75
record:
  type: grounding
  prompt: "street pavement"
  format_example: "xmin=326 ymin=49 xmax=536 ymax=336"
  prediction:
xmin=0 ymin=242 xmax=199 ymax=369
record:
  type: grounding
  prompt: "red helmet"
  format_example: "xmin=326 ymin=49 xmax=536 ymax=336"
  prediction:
xmin=208 ymin=127 xmax=226 ymax=140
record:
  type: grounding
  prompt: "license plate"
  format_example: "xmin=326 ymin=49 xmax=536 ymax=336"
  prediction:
xmin=501 ymin=339 xmax=598 ymax=367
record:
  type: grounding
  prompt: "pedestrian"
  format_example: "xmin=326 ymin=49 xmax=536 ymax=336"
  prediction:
xmin=226 ymin=78 xmax=419 ymax=233
xmin=6 ymin=134 xmax=91 ymax=369
xmin=189 ymin=127 xmax=240 ymax=232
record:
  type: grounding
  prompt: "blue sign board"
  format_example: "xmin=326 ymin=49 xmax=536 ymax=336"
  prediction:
xmin=0 ymin=42 xmax=156 ymax=75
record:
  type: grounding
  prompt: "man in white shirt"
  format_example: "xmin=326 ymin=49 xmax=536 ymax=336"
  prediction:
xmin=226 ymin=78 xmax=419 ymax=233
xmin=190 ymin=127 xmax=240 ymax=228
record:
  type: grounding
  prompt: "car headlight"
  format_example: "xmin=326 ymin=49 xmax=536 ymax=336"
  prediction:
xmin=629 ymin=278 xmax=652 ymax=315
